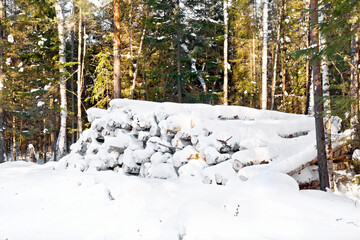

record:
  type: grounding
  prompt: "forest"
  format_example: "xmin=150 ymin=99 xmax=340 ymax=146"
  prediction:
xmin=0 ymin=0 xmax=359 ymax=175
xmin=1 ymin=1 xmax=360 ymax=238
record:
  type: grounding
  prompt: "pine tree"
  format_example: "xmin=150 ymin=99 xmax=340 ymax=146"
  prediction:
xmin=114 ymin=0 xmax=121 ymax=99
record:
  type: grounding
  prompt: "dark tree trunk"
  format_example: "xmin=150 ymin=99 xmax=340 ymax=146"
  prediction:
xmin=310 ymin=0 xmax=329 ymax=191
xmin=71 ymin=22 xmax=75 ymax=145
xmin=176 ymin=0 xmax=182 ymax=103
xmin=113 ymin=0 xmax=121 ymax=99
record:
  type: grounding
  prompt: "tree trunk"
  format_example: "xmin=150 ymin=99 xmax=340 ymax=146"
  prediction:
xmin=12 ymin=114 xmax=15 ymax=161
xmin=176 ymin=0 xmax=182 ymax=103
xmin=310 ymin=0 xmax=329 ymax=191
xmin=131 ymin=8 xmax=149 ymax=99
xmin=128 ymin=0 xmax=134 ymax=83
xmin=113 ymin=0 xmax=121 ymax=99
xmin=70 ymin=6 xmax=75 ymax=145
xmin=51 ymin=94 xmax=57 ymax=161
xmin=252 ymin=35 xmax=256 ymax=87
xmin=350 ymin=6 xmax=359 ymax=149
xmin=77 ymin=5 xmax=83 ymax=139
xmin=0 ymin=0 xmax=5 ymax=163
xmin=43 ymin=118 xmax=47 ymax=164
xmin=55 ymin=0 xmax=68 ymax=159
xmin=270 ymin=0 xmax=283 ymax=110
xmin=223 ymin=0 xmax=229 ymax=105
xmin=307 ymin=0 xmax=315 ymax=116
xmin=261 ymin=0 xmax=268 ymax=110
xmin=319 ymin=8 xmax=334 ymax=191
xmin=281 ymin=54 xmax=286 ymax=106
xmin=305 ymin=0 xmax=311 ymax=115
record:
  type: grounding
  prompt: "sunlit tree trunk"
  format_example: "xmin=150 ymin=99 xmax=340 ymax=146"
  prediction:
xmin=55 ymin=0 xmax=68 ymax=159
xmin=261 ymin=0 xmax=268 ymax=110
xmin=77 ymin=4 xmax=83 ymax=139
xmin=270 ymin=0 xmax=283 ymax=110
xmin=320 ymin=7 xmax=334 ymax=191
xmin=113 ymin=0 xmax=121 ymax=98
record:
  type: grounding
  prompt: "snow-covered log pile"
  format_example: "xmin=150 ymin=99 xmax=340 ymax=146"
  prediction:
xmin=60 ymin=99 xmax=344 ymax=186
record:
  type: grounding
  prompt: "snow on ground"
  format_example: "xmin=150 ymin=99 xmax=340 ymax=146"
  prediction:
xmin=0 ymin=161 xmax=359 ymax=240
xmin=1 ymin=99 xmax=360 ymax=239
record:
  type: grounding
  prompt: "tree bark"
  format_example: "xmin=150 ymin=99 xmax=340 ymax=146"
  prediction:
xmin=0 ymin=0 xmax=5 ymax=163
xmin=270 ymin=0 xmax=283 ymax=110
xmin=131 ymin=8 xmax=149 ymax=99
xmin=310 ymin=0 xmax=329 ymax=191
xmin=223 ymin=0 xmax=229 ymax=105
xmin=113 ymin=0 xmax=121 ymax=98
xmin=43 ymin=118 xmax=47 ymax=164
xmin=55 ymin=0 xmax=68 ymax=159
xmin=320 ymin=10 xmax=334 ymax=191
xmin=70 ymin=5 xmax=75 ymax=145
xmin=176 ymin=0 xmax=182 ymax=103
xmin=261 ymin=0 xmax=268 ymax=110
xmin=350 ymin=2 xmax=359 ymax=149
xmin=77 ymin=5 xmax=83 ymax=139
xmin=281 ymin=54 xmax=286 ymax=106
xmin=12 ymin=114 xmax=15 ymax=161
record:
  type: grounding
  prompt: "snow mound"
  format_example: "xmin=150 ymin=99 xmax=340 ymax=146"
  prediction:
xmin=60 ymin=99 xmax=342 ymax=185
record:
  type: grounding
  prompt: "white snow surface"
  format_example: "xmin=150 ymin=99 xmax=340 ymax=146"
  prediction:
xmin=1 ymin=99 xmax=359 ymax=239
xmin=0 ymin=161 xmax=359 ymax=239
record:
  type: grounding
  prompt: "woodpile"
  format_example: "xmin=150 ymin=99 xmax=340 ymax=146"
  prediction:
xmin=60 ymin=99 xmax=347 ymax=188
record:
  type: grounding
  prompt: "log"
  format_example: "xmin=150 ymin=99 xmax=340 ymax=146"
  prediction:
xmin=299 ymin=180 xmax=320 ymax=190
xmin=232 ymin=159 xmax=244 ymax=172
xmin=123 ymin=163 xmax=140 ymax=175
xmin=287 ymin=158 xmax=318 ymax=176
xmin=215 ymin=174 xmax=223 ymax=185
xmin=203 ymin=176 xmax=212 ymax=184
xmin=288 ymin=144 xmax=350 ymax=176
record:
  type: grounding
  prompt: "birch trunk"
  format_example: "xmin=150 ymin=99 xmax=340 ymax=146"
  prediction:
xmin=0 ymin=0 xmax=5 ymax=163
xmin=270 ymin=0 xmax=283 ymax=110
xmin=320 ymin=8 xmax=334 ymax=191
xmin=261 ymin=0 xmax=268 ymax=110
xmin=131 ymin=8 xmax=149 ymax=99
xmin=55 ymin=0 xmax=68 ymax=159
xmin=113 ymin=0 xmax=121 ymax=98
xmin=77 ymin=5 xmax=83 ymax=139
xmin=223 ymin=0 xmax=229 ymax=105
xmin=310 ymin=0 xmax=329 ymax=191
xmin=307 ymin=0 xmax=315 ymax=116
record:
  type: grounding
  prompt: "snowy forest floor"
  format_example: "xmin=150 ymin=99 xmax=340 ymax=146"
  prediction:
xmin=0 ymin=161 xmax=360 ymax=240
